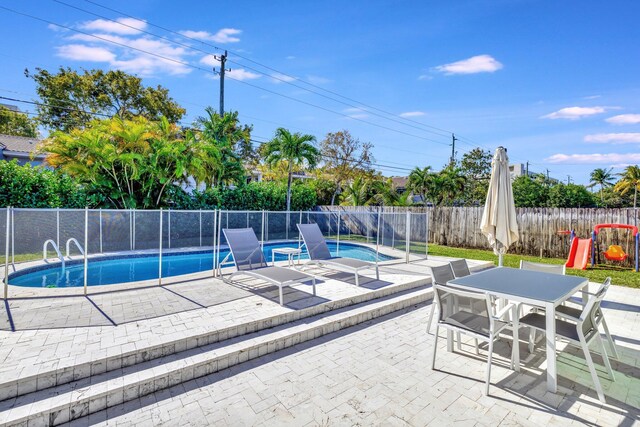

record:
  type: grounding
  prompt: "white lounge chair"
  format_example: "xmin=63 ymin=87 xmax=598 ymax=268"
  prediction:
xmin=221 ymin=228 xmax=316 ymax=306
xmin=296 ymin=223 xmax=379 ymax=287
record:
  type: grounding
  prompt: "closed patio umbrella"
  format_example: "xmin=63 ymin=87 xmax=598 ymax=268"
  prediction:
xmin=481 ymin=147 xmax=519 ymax=266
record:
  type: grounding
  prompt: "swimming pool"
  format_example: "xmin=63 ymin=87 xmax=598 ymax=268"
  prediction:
xmin=9 ymin=241 xmax=393 ymax=288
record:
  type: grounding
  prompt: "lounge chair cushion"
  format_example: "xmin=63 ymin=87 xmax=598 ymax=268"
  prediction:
xmin=249 ymin=266 xmax=314 ymax=283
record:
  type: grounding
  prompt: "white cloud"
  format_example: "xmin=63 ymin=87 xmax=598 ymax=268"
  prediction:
xmin=583 ymin=95 xmax=601 ymax=100
xmin=79 ymin=17 xmax=147 ymax=35
xmin=200 ymin=54 xmax=219 ymax=67
xmin=584 ymin=133 xmax=640 ymax=144
xmin=286 ymin=55 xmax=296 ymax=60
xmin=547 ymin=153 xmax=640 ymax=164
xmin=606 ymin=114 xmax=640 ymax=125
xmin=418 ymin=74 xmax=433 ymax=80
xmin=399 ymin=111 xmax=425 ymax=118
xmin=179 ymin=28 xmax=241 ymax=43
xmin=226 ymin=68 xmax=260 ymax=81
xmin=434 ymin=54 xmax=503 ymax=75
xmin=56 ymin=44 xmax=115 ymax=62
xmin=541 ymin=106 xmax=607 ymax=120
xmin=307 ymin=75 xmax=331 ymax=85
xmin=270 ymin=72 xmax=296 ymax=83
xmin=60 ymin=31 xmax=191 ymax=76
xmin=342 ymin=108 xmax=368 ymax=119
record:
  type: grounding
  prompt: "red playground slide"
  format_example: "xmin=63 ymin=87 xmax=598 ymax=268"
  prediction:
xmin=565 ymin=237 xmax=592 ymax=270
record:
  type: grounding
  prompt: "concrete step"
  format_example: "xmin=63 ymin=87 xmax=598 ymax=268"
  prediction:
xmin=0 ymin=285 xmax=432 ymax=426
xmin=0 ymin=271 xmax=429 ymax=405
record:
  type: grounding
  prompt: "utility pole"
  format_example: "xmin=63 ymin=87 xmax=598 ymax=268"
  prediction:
xmin=213 ymin=50 xmax=230 ymax=115
xmin=546 ymin=168 xmax=550 ymax=184
xmin=567 ymin=175 xmax=572 ymax=185
xmin=525 ymin=161 xmax=530 ymax=177
xmin=450 ymin=133 xmax=458 ymax=166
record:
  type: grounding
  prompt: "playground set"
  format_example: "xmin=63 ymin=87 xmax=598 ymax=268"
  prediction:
xmin=565 ymin=223 xmax=639 ymax=272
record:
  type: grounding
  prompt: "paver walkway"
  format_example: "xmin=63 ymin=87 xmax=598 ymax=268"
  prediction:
xmin=73 ymin=285 xmax=640 ymax=426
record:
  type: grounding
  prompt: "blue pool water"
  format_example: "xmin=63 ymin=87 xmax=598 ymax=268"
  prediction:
xmin=9 ymin=242 xmax=393 ymax=288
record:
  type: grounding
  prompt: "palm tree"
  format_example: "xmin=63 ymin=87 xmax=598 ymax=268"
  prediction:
xmin=262 ymin=128 xmax=319 ymax=211
xmin=195 ymin=108 xmax=249 ymax=188
xmin=439 ymin=167 xmax=466 ymax=205
xmin=589 ymin=167 xmax=615 ymax=204
xmin=340 ymin=176 xmax=372 ymax=206
xmin=407 ymin=166 xmax=431 ymax=205
xmin=615 ymin=165 xmax=640 ymax=208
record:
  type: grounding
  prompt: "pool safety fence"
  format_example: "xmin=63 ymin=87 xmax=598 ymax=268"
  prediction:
xmin=0 ymin=208 xmax=429 ymax=298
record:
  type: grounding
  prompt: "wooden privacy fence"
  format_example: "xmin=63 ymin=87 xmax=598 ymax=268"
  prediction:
xmin=317 ymin=206 xmax=640 ymax=263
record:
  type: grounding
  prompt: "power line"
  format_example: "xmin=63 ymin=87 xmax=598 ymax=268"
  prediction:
xmin=80 ymin=0 xmax=470 ymax=141
xmin=0 ymin=4 xmax=455 ymax=151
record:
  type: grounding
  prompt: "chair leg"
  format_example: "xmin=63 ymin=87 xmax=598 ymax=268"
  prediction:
xmin=355 ymin=272 xmax=360 ymax=287
xmin=580 ymin=339 xmax=607 ymax=404
xmin=427 ymin=299 xmax=437 ymax=334
xmin=431 ymin=325 xmax=439 ymax=370
xmin=474 ymin=339 xmax=480 ymax=355
xmin=375 ymin=265 xmax=379 ymax=280
xmin=456 ymin=332 xmax=462 ymax=351
xmin=601 ymin=317 xmax=619 ymax=359
xmin=596 ymin=333 xmax=615 ymax=382
xmin=311 ymin=278 xmax=316 ymax=296
xmin=278 ymin=285 xmax=284 ymax=306
xmin=485 ymin=338 xmax=494 ymax=396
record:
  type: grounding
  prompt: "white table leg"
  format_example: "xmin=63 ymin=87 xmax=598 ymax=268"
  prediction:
xmin=272 ymin=251 xmax=275 ymax=266
xmin=545 ymin=301 xmax=557 ymax=393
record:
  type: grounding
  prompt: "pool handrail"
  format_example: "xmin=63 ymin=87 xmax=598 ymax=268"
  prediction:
xmin=66 ymin=238 xmax=84 ymax=259
xmin=43 ymin=239 xmax=65 ymax=268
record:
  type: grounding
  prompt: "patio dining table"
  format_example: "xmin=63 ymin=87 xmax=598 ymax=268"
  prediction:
xmin=447 ymin=266 xmax=588 ymax=393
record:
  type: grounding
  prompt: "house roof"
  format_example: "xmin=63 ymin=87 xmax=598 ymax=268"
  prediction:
xmin=391 ymin=176 xmax=408 ymax=189
xmin=0 ymin=134 xmax=42 ymax=154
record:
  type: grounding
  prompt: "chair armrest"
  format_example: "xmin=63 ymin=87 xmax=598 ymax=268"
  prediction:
xmin=494 ymin=302 xmax=517 ymax=320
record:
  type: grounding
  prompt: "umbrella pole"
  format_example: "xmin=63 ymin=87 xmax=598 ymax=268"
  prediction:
xmin=498 ymin=253 xmax=504 ymax=267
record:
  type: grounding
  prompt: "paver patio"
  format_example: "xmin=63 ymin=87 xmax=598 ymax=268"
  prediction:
xmin=67 ymin=277 xmax=640 ymax=426
xmin=0 ymin=256 xmax=639 ymax=426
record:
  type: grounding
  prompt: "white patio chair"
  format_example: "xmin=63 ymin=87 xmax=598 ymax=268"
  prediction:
xmin=519 ymin=260 xmax=566 ymax=275
xmin=431 ymin=282 xmax=519 ymax=395
xmin=555 ymin=278 xmax=618 ymax=359
xmin=519 ymin=280 xmax=615 ymax=403
xmin=426 ymin=264 xmax=455 ymax=334
xmin=450 ymin=259 xmax=471 ymax=278
xmin=221 ymin=228 xmax=316 ymax=306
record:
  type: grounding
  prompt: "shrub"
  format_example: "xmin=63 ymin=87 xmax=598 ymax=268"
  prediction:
xmin=0 ymin=160 xmax=87 ymax=208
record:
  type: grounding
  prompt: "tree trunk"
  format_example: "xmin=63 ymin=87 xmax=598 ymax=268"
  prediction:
xmin=330 ymin=183 xmax=341 ymax=206
xmin=286 ymin=164 xmax=293 ymax=212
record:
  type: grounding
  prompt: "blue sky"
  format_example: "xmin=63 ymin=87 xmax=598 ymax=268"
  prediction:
xmin=1 ymin=0 xmax=640 ymax=185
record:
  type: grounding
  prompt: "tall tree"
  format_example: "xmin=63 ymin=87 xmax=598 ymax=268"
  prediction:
xmin=262 ymin=128 xmax=319 ymax=211
xmin=407 ymin=166 xmax=432 ymax=205
xmin=615 ymin=165 xmax=640 ymax=209
xmin=319 ymin=130 xmax=374 ymax=205
xmin=194 ymin=108 xmax=251 ymax=188
xmin=0 ymin=106 xmax=39 ymax=137
xmin=26 ymin=67 xmax=185 ymax=131
xmin=512 ymin=175 xmax=548 ymax=207
xmin=459 ymin=148 xmax=492 ymax=205
xmin=588 ymin=167 xmax=615 ymax=205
